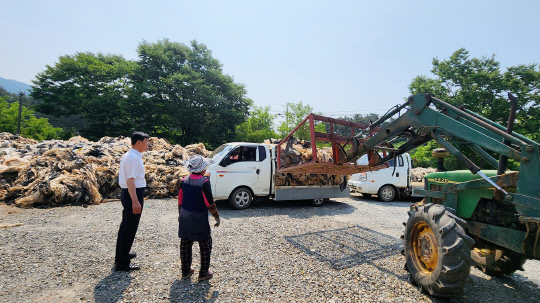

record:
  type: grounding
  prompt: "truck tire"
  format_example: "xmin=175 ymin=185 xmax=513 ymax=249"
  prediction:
xmin=404 ymin=203 xmax=474 ymax=297
xmin=311 ymin=198 xmax=328 ymax=207
xmin=378 ymin=185 xmax=396 ymax=202
xmin=229 ymin=187 xmax=253 ymax=210
xmin=471 ymin=247 xmax=526 ymax=276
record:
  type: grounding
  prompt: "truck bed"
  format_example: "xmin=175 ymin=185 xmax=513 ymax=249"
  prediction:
xmin=274 ymin=185 xmax=350 ymax=201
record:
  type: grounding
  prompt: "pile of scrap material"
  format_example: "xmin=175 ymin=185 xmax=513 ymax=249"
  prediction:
xmin=411 ymin=167 xmax=437 ymax=182
xmin=274 ymin=137 xmax=334 ymax=169
xmin=269 ymin=136 xmax=342 ymax=186
xmin=274 ymin=173 xmax=345 ymax=187
xmin=0 ymin=133 xmax=209 ymax=207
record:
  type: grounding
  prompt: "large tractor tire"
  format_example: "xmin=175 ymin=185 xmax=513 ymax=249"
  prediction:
xmin=471 ymin=247 xmax=526 ymax=276
xmin=404 ymin=203 xmax=475 ymax=297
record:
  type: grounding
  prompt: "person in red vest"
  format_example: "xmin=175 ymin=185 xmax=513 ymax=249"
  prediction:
xmin=178 ymin=155 xmax=221 ymax=281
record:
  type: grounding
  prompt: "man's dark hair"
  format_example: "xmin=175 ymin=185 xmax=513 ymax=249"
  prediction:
xmin=131 ymin=131 xmax=149 ymax=145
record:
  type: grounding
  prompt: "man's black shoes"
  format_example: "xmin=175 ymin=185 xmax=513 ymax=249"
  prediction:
xmin=114 ymin=263 xmax=140 ymax=271
xmin=112 ymin=253 xmax=137 ymax=271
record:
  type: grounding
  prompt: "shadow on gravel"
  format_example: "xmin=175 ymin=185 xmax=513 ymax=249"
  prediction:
xmin=285 ymin=225 xmax=405 ymax=278
xmin=429 ymin=272 xmax=540 ymax=303
xmin=216 ymin=199 xmax=356 ymax=220
xmin=286 ymin=226 xmax=540 ymax=302
xmin=94 ymin=271 xmax=132 ymax=303
xmin=349 ymin=193 xmax=423 ymax=205
xmin=169 ymin=279 xmax=219 ymax=302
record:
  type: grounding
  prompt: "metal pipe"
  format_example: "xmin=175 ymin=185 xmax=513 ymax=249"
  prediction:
xmin=477 ymin=171 xmax=508 ymax=195
xmin=366 ymin=100 xmax=410 ymax=132
xmin=309 ymin=114 xmax=317 ymax=164
xmin=430 ymin=96 xmax=526 ymax=146
xmin=498 ymin=93 xmax=518 ymax=175
xmin=373 ymin=146 xmax=401 ymax=152
xmin=463 ymin=108 xmax=535 ymax=145
xmin=466 ymin=143 xmax=499 ymax=169
xmin=433 ymin=135 xmax=480 ymax=174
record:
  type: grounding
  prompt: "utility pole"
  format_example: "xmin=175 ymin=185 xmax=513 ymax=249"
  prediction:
xmin=17 ymin=91 xmax=24 ymax=135
xmin=286 ymin=103 xmax=289 ymax=133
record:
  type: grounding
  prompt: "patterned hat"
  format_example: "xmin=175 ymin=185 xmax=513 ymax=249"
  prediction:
xmin=185 ymin=155 xmax=213 ymax=173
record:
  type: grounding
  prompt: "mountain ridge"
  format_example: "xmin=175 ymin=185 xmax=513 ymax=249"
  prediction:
xmin=0 ymin=77 xmax=32 ymax=94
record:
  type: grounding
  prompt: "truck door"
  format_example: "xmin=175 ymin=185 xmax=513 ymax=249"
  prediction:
xmin=392 ymin=155 xmax=407 ymax=186
xmin=370 ymin=154 xmax=406 ymax=186
xmin=251 ymin=145 xmax=272 ymax=195
xmin=215 ymin=145 xmax=260 ymax=198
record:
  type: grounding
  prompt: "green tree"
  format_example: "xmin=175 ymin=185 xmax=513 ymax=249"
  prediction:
xmin=0 ymin=87 xmax=16 ymax=103
xmin=0 ymin=97 xmax=61 ymax=140
xmin=236 ymin=106 xmax=278 ymax=143
xmin=0 ymin=87 xmax=38 ymax=106
xmin=277 ymin=101 xmax=325 ymax=140
xmin=31 ymin=52 xmax=136 ymax=140
xmin=128 ymin=39 xmax=252 ymax=148
xmin=0 ymin=87 xmax=7 ymax=96
xmin=409 ymin=48 xmax=540 ymax=140
xmin=503 ymin=64 xmax=540 ymax=140
xmin=408 ymin=48 xmax=540 ymax=168
xmin=328 ymin=113 xmax=391 ymax=137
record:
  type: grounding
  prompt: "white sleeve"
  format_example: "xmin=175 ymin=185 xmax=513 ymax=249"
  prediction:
xmin=124 ymin=158 xmax=138 ymax=179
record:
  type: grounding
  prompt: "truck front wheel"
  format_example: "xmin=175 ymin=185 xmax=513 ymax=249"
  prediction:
xmin=378 ymin=185 xmax=396 ymax=202
xmin=229 ymin=187 xmax=253 ymax=210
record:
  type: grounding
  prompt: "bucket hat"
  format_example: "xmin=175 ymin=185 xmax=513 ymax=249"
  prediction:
xmin=185 ymin=155 xmax=213 ymax=173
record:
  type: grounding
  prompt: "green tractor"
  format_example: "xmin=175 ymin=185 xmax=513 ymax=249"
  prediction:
xmin=335 ymin=93 xmax=540 ymax=297
xmin=406 ymin=169 xmax=528 ymax=296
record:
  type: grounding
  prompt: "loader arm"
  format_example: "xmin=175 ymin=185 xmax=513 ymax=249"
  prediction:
xmin=339 ymin=94 xmax=540 ymax=221
xmin=345 ymin=94 xmax=523 ymax=166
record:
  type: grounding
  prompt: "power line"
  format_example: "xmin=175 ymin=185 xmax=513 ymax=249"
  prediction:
xmin=268 ymin=109 xmax=390 ymax=114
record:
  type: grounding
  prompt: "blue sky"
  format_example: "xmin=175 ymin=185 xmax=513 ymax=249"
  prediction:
xmin=1 ymin=1 xmax=539 ymax=117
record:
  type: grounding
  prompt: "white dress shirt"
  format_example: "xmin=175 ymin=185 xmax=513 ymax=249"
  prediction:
xmin=119 ymin=148 xmax=146 ymax=189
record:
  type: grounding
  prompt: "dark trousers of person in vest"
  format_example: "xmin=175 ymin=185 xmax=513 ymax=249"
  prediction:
xmin=180 ymin=232 xmax=212 ymax=277
xmin=115 ymin=188 xmax=145 ymax=267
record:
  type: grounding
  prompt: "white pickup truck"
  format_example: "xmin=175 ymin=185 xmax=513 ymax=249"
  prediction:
xmin=206 ymin=142 xmax=350 ymax=209
xmin=348 ymin=153 xmax=423 ymax=202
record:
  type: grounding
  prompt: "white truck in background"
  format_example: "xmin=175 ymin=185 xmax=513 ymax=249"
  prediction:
xmin=205 ymin=142 xmax=350 ymax=210
xmin=348 ymin=153 xmax=423 ymax=202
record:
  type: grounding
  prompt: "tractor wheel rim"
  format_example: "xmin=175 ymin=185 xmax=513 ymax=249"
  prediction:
xmin=411 ymin=221 xmax=438 ymax=274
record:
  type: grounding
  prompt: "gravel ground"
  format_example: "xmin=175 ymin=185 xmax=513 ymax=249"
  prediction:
xmin=1 ymin=195 xmax=539 ymax=303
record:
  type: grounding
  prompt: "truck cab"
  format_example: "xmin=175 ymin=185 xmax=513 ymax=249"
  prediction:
xmin=348 ymin=153 xmax=420 ymax=201
xmin=206 ymin=143 xmax=272 ymax=207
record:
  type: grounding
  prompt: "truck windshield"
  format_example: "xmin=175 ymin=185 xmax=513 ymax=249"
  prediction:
xmin=208 ymin=144 xmax=232 ymax=160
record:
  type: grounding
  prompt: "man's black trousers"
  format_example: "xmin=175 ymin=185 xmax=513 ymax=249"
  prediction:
xmin=115 ymin=188 xmax=145 ymax=267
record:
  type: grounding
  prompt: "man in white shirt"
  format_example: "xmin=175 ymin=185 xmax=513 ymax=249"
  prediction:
xmin=114 ymin=131 xmax=149 ymax=271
